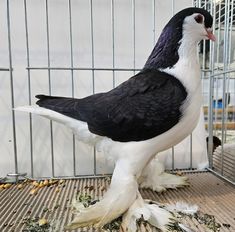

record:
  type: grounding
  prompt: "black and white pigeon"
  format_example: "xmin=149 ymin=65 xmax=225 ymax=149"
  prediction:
xmin=16 ymin=7 xmax=215 ymax=232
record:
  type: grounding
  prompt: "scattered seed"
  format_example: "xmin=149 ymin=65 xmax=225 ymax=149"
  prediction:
xmin=4 ymin=183 xmax=12 ymax=189
xmin=32 ymin=181 xmax=39 ymax=188
xmin=38 ymin=182 xmax=44 ymax=188
xmin=38 ymin=218 xmax=48 ymax=226
xmin=17 ymin=184 xmax=24 ymax=189
xmin=30 ymin=188 xmax=39 ymax=195
xmin=59 ymin=179 xmax=65 ymax=184
xmin=100 ymin=185 xmax=106 ymax=191
xmin=55 ymin=187 xmax=60 ymax=193
xmin=43 ymin=179 xmax=49 ymax=186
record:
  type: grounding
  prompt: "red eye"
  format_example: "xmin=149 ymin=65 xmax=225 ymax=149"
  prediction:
xmin=194 ymin=14 xmax=203 ymax=24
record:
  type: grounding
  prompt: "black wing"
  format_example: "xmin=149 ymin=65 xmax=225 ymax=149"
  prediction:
xmin=36 ymin=69 xmax=187 ymax=142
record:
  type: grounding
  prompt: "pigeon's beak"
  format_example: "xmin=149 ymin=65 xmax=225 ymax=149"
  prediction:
xmin=205 ymin=28 xmax=216 ymax=41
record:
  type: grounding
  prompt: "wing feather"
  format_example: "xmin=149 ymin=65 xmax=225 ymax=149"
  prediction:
xmin=36 ymin=69 xmax=187 ymax=142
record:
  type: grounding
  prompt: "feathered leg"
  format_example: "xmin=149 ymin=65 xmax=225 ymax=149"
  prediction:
xmin=138 ymin=157 xmax=189 ymax=192
xmin=121 ymin=191 xmax=174 ymax=232
xmin=65 ymin=159 xmax=139 ymax=230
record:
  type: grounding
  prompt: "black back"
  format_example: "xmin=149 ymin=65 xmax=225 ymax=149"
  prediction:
xmin=36 ymin=69 xmax=187 ymax=142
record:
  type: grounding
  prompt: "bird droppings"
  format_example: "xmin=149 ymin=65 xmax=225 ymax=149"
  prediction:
xmin=42 ymin=208 xmax=49 ymax=213
xmin=54 ymin=204 xmax=60 ymax=210
xmin=12 ymin=210 xmax=17 ymax=214
xmin=222 ymin=223 xmax=231 ymax=228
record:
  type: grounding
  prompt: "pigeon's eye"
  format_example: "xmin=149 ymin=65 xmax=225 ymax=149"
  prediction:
xmin=194 ymin=14 xmax=204 ymax=24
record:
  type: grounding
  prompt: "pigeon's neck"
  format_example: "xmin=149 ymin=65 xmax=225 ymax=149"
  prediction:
xmin=143 ymin=25 xmax=182 ymax=70
xmin=143 ymin=25 xmax=199 ymax=70
xmin=178 ymin=34 xmax=199 ymax=64
xmin=161 ymin=35 xmax=201 ymax=94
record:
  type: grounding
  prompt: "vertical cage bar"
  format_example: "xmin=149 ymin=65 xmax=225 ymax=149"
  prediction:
xmin=111 ymin=0 xmax=115 ymax=88
xmin=132 ymin=0 xmax=136 ymax=74
xmin=6 ymin=0 xmax=18 ymax=178
xmin=228 ymin=0 xmax=234 ymax=69
xmin=171 ymin=0 xmax=175 ymax=15
xmin=198 ymin=0 xmax=202 ymax=8
xmin=171 ymin=0 xmax=175 ymax=169
xmin=45 ymin=0 xmax=55 ymax=177
xmin=171 ymin=147 xmax=174 ymax=171
xmin=224 ymin=0 xmax=234 ymax=142
xmin=202 ymin=0 xmax=207 ymax=71
xmin=152 ymin=0 xmax=156 ymax=46
xmin=214 ymin=1 xmax=222 ymax=136
xmin=190 ymin=133 xmax=193 ymax=169
xmin=24 ymin=0 xmax=34 ymax=177
xmin=68 ymin=0 xmax=76 ymax=177
xmin=90 ymin=0 xmax=96 ymax=175
xmin=208 ymin=0 xmax=216 ymax=168
xmin=220 ymin=0 xmax=229 ymax=175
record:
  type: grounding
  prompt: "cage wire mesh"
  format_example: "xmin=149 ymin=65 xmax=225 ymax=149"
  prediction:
xmin=195 ymin=0 xmax=235 ymax=184
xmin=0 ymin=0 xmax=234 ymax=184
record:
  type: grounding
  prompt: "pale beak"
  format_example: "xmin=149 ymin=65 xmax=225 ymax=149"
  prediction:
xmin=205 ymin=28 xmax=216 ymax=41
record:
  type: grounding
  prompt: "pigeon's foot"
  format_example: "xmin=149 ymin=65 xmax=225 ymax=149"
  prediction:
xmin=65 ymin=159 xmax=139 ymax=230
xmin=65 ymin=178 xmax=138 ymax=230
xmin=139 ymin=172 xmax=189 ymax=192
xmin=121 ymin=192 xmax=174 ymax=232
xmin=139 ymin=158 xmax=189 ymax=192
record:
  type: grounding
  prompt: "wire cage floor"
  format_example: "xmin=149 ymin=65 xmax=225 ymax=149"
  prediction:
xmin=0 ymin=172 xmax=234 ymax=232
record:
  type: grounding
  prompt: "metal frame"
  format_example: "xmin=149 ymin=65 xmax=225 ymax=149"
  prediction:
xmin=197 ymin=0 xmax=235 ymax=184
xmin=1 ymin=0 xmax=234 ymax=184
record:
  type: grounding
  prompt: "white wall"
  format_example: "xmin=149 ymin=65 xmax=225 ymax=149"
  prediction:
xmin=0 ymin=0 xmax=195 ymax=178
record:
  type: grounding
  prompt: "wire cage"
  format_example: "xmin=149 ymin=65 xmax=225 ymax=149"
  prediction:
xmin=0 ymin=1 xmax=235 ymax=232
xmin=0 ymin=0 xmax=234 ymax=183
xmin=197 ymin=0 xmax=235 ymax=184
xmin=1 ymin=0 xmax=234 ymax=181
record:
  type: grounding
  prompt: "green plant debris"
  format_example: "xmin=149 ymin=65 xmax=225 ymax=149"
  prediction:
xmin=75 ymin=193 xmax=121 ymax=231
xmin=22 ymin=217 xmax=50 ymax=232
xmin=194 ymin=212 xmax=221 ymax=232
xmin=167 ymin=222 xmax=186 ymax=232
xmin=77 ymin=193 xmax=92 ymax=208
xmin=103 ymin=217 xmax=122 ymax=231
xmin=171 ymin=211 xmax=222 ymax=232
xmin=73 ymin=193 xmax=223 ymax=232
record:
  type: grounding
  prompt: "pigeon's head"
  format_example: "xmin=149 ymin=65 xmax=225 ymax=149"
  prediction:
xmin=144 ymin=7 xmax=215 ymax=70
xmin=174 ymin=7 xmax=215 ymax=42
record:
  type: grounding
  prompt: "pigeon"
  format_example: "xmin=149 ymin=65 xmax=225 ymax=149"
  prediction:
xmin=16 ymin=7 xmax=215 ymax=231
